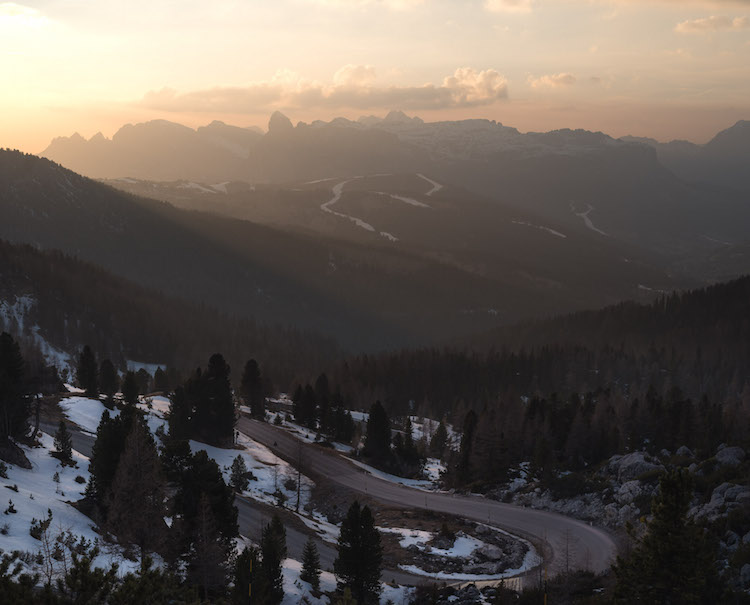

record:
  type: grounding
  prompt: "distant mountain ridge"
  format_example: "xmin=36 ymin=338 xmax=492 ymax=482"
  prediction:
xmin=2 ymin=149 xmax=680 ymax=352
xmin=620 ymin=120 xmax=750 ymax=193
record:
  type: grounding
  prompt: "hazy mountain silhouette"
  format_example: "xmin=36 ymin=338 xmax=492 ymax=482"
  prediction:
xmin=1 ymin=150 xmax=680 ymax=351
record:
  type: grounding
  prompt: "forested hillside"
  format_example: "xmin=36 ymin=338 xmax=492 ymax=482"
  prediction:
xmin=0 ymin=241 xmax=338 ymax=386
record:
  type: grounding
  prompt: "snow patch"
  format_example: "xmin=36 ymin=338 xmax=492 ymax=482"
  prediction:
xmin=417 ymin=173 xmax=443 ymax=196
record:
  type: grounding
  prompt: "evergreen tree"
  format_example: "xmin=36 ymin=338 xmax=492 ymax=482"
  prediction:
xmin=121 ymin=371 xmax=139 ymax=406
xmin=231 ymin=546 xmax=255 ymax=605
xmin=153 ymin=367 xmax=168 ymax=392
xmin=315 ymin=373 xmax=331 ymax=433
xmin=105 ymin=417 xmax=166 ymax=570
xmin=613 ymin=469 xmax=724 ymax=604
xmin=301 ymin=384 xmax=317 ymax=429
xmin=240 ymin=359 xmax=265 ymax=420
xmin=301 ymin=536 xmax=321 ymax=591
xmin=135 ymin=369 xmax=151 ymax=395
xmin=0 ymin=332 xmax=27 ymax=442
xmin=192 ymin=354 xmax=235 ymax=446
xmin=457 ymin=409 xmax=478 ymax=481
xmin=334 ymin=501 xmax=383 ymax=604
xmin=109 ymin=557 xmax=198 ymax=604
xmin=186 ymin=493 xmax=232 ymax=600
xmin=76 ymin=345 xmax=98 ymax=397
xmin=292 ymin=384 xmax=304 ymax=422
xmin=256 ymin=520 xmax=284 ymax=604
xmin=99 ymin=359 xmax=119 ymax=403
xmin=174 ymin=450 xmax=238 ymax=543
xmin=268 ymin=513 xmax=287 ymax=559
xmin=229 ymin=455 xmax=249 ymax=492
xmin=363 ymin=401 xmax=391 ymax=460
xmin=53 ymin=420 xmax=73 ymax=462
xmin=88 ymin=407 xmax=138 ymax=511
xmin=168 ymin=386 xmax=192 ymax=442
xmin=429 ymin=420 xmax=448 ymax=458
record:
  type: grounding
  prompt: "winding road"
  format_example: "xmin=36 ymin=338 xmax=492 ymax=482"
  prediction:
xmin=238 ymin=417 xmax=618 ymax=577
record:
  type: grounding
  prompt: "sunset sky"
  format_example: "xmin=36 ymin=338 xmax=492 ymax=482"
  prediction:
xmin=2 ymin=0 xmax=749 ymax=151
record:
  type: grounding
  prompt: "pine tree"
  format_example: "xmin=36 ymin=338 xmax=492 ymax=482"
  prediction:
xmin=231 ymin=546 xmax=255 ymax=605
xmin=98 ymin=360 xmax=118 ymax=402
xmin=613 ymin=469 xmax=725 ymax=604
xmin=76 ymin=345 xmax=98 ymax=397
xmin=174 ymin=450 xmax=238 ymax=543
xmin=334 ymin=501 xmax=383 ymax=604
xmin=153 ymin=367 xmax=168 ymax=392
xmin=229 ymin=455 xmax=249 ymax=492
xmin=121 ymin=371 xmax=139 ymax=406
xmin=192 ymin=354 xmax=235 ymax=446
xmin=256 ymin=520 xmax=284 ymax=604
xmin=268 ymin=514 xmax=287 ymax=559
xmin=186 ymin=493 xmax=231 ymax=600
xmin=240 ymin=359 xmax=265 ymax=420
xmin=88 ymin=407 xmax=138 ymax=511
xmin=53 ymin=420 xmax=73 ymax=462
xmin=315 ymin=373 xmax=331 ymax=433
xmin=167 ymin=385 xmax=192 ymax=442
xmin=363 ymin=401 xmax=391 ymax=461
xmin=105 ymin=417 xmax=166 ymax=570
xmin=429 ymin=420 xmax=448 ymax=458
xmin=301 ymin=536 xmax=321 ymax=591
xmin=0 ymin=332 xmax=27 ymax=442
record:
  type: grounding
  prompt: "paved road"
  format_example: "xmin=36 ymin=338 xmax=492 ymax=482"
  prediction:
xmin=43 ymin=419 xmax=422 ymax=585
xmin=238 ymin=417 xmax=619 ymax=577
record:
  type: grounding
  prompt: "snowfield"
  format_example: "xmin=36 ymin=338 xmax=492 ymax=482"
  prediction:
xmin=0 ymin=432 xmax=139 ymax=577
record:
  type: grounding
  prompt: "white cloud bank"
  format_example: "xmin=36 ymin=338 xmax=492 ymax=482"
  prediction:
xmin=528 ymin=72 xmax=577 ymax=88
xmin=140 ymin=67 xmax=508 ymax=113
xmin=675 ymin=15 xmax=749 ymax=33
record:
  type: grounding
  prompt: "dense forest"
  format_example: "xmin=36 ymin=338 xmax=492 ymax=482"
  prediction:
xmin=329 ymin=276 xmax=750 ymax=418
xmin=0 ymin=240 xmax=339 ymax=386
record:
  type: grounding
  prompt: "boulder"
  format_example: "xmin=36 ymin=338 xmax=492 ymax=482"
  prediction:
xmin=676 ymin=446 xmax=694 ymax=458
xmin=609 ymin=452 xmax=662 ymax=482
xmin=742 ymin=564 xmax=750 ymax=588
xmin=474 ymin=544 xmax=504 ymax=561
xmin=615 ymin=480 xmax=643 ymax=505
xmin=716 ymin=446 xmax=746 ymax=467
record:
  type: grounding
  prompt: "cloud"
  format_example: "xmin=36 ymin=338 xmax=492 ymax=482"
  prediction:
xmin=333 ymin=64 xmax=377 ymax=86
xmin=484 ymin=0 xmax=534 ymax=13
xmin=140 ymin=67 xmax=508 ymax=113
xmin=304 ymin=0 xmax=425 ymax=10
xmin=675 ymin=15 xmax=749 ymax=33
xmin=0 ymin=2 xmax=49 ymax=27
xmin=528 ymin=73 xmax=577 ymax=88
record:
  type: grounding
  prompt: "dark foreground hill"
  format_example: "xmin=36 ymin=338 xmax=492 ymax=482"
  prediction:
xmin=0 ymin=240 xmax=338 ymax=385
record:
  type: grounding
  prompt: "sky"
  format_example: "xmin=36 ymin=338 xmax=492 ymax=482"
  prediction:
xmin=2 ymin=0 xmax=750 ymax=151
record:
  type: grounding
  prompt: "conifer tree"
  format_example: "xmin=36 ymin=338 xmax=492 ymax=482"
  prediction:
xmin=229 ymin=455 xmax=249 ymax=492
xmin=363 ymin=401 xmax=391 ymax=461
xmin=315 ymin=373 xmax=331 ymax=433
xmin=430 ymin=420 xmax=448 ymax=458
xmin=0 ymin=332 xmax=27 ymax=442
xmin=121 ymin=371 xmax=139 ymax=406
xmin=268 ymin=514 xmax=287 ymax=559
xmin=76 ymin=345 xmax=98 ymax=397
xmin=231 ymin=546 xmax=255 ymax=605
xmin=187 ymin=493 xmax=231 ymax=600
xmin=334 ymin=501 xmax=382 ymax=604
xmin=174 ymin=450 xmax=238 ymax=543
xmin=88 ymin=408 xmax=138 ymax=511
xmin=240 ymin=359 xmax=265 ymax=420
xmin=167 ymin=386 xmax=192 ymax=442
xmin=613 ymin=469 xmax=724 ymax=604
xmin=192 ymin=354 xmax=235 ymax=446
xmin=105 ymin=417 xmax=166 ymax=570
xmin=98 ymin=360 xmax=118 ymax=402
xmin=53 ymin=420 xmax=73 ymax=462
xmin=301 ymin=536 xmax=321 ymax=591
xmin=256 ymin=520 xmax=284 ymax=604
xmin=152 ymin=367 xmax=168 ymax=393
